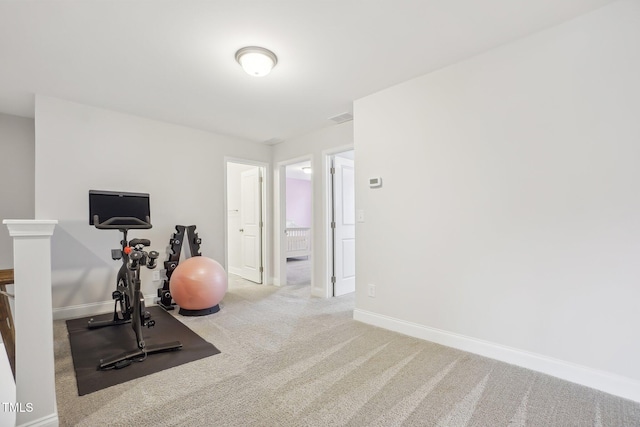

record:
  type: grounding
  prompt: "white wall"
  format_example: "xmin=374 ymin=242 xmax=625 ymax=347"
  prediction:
xmin=0 ymin=343 xmax=16 ymax=426
xmin=0 ymin=112 xmax=34 ymax=269
xmin=272 ymin=121 xmax=353 ymax=295
xmin=34 ymin=96 xmax=271 ymax=317
xmin=354 ymin=0 xmax=640 ymax=401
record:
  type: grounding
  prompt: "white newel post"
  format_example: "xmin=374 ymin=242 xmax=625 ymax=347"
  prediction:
xmin=3 ymin=220 xmax=58 ymax=427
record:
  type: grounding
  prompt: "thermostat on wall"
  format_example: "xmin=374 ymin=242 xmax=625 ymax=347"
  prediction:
xmin=369 ymin=177 xmax=382 ymax=188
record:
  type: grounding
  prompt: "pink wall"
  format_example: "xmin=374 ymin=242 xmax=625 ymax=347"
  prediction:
xmin=286 ymin=178 xmax=311 ymax=227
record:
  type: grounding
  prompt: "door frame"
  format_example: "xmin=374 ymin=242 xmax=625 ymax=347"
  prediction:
xmin=323 ymin=145 xmax=355 ymax=298
xmin=224 ymin=157 xmax=270 ymax=285
xmin=275 ymin=155 xmax=313 ymax=288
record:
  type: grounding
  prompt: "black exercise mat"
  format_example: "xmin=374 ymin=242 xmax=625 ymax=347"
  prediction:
xmin=66 ymin=306 xmax=220 ymax=395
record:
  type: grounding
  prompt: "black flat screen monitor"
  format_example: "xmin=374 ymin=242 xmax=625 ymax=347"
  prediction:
xmin=89 ymin=190 xmax=151 ymax=227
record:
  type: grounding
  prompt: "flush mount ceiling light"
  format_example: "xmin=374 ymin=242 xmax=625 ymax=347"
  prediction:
xmin=302 ymin=166 xmax=312 ymax=174
xmin=235 ymin=46 xmax=278 ymax=77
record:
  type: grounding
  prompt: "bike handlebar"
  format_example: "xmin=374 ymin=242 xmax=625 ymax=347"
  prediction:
xmin=93 ymin=215 xmax=152 ymax=230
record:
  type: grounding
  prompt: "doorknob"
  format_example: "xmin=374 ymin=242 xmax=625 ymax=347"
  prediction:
xmin=239 ymin=229 xmax=244 ymax=232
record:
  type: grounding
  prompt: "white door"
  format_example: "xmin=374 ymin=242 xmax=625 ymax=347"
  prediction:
xmin=240 ymin=168 xmax=263 ymax=283
xmin=332 ymin=156 xmax=356 ymax=296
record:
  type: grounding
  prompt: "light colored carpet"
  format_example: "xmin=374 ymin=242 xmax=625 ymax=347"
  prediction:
xmin=52 ymin=277 xmax=640 ymax=426
xmin=286 ymin=257 xmax=311 ymax=286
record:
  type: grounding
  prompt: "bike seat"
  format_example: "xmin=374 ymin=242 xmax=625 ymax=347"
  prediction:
xmin=129 ymin=238 xmax=151 ymax=247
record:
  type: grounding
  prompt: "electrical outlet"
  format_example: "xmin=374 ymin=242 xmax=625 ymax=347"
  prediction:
xmin=368 ymin=284 xmax=376 ymax=297
xmin=152 ymin=271 xmax=160 ymax=281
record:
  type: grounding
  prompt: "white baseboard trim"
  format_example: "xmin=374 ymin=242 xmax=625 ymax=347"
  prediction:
xmin=228 ymin=266 xmax=242 ymax=276
xmin=311 ymin=287 xmax=325 ymax=298
xmin=53 ymin=293 xmax=158 ymax=321
xmin=17 ymin=412 xmax=59 ymax=427
xmin=353 ymin=308 xmax=640 ymax=403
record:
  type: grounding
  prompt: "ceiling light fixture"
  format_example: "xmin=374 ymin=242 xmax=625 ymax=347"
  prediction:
xmin=235 ymin=46 xmax=278 ymax=77
xmin=302 ymin=166 xmax=312 ymax=174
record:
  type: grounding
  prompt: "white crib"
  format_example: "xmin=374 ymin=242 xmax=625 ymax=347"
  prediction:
xmin=285 ymin=227 xmax=311 ymax=258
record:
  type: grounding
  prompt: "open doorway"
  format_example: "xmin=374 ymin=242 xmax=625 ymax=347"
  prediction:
xmin=284 ymin=161 xmax=313 ymax=286
xmin=328 ymin=149 xmax=355 ymax=296
xmin=226 ymin=161 xmax=266 ymax=284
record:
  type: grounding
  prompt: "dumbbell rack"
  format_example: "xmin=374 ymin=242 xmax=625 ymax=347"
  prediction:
xmin=157 ymin=225 xmax=202 ymax=310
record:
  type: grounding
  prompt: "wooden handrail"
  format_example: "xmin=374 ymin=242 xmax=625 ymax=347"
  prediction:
xmin=0 ymin=268 xmax=13 ymax=286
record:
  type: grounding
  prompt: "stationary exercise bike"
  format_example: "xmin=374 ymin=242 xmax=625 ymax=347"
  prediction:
xmin=88 ymin=190 xmax=182 ymax=370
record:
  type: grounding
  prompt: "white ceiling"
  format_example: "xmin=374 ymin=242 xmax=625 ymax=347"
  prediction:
xmin=0 ymin=0 xmax=616 ymax=144
xmin=286 ymin=161 xmax=312 ymax=181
